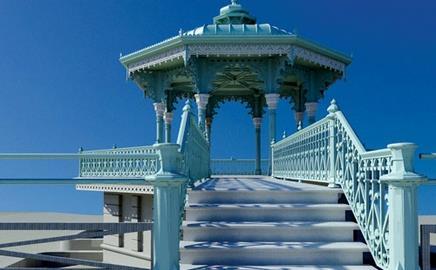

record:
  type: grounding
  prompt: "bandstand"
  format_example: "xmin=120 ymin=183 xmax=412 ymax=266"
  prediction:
xmin=120 ymin=0 xmax=351 ymax=174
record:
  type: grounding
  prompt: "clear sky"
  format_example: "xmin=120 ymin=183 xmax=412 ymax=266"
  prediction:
xmin=0 ymin=0 xmax=435 ymax=214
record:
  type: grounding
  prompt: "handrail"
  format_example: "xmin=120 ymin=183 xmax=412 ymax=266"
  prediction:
xmin=177 ymin=101 xmax=210 ymax=184
xmin=420 ymin=153 xmax=436 ymax=160
xmin=0 ymin=153 xmax=155 ymax=159
xmin=0 ymin=149 xmax=160 ymax=179
xmin=272 ymin=99 xmax=426 ymax=270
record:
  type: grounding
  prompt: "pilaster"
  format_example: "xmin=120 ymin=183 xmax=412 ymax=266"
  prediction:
xmin=380 ymin=143 xmax=427 ymax=270
xmin=147 ymin=143 xmax=186 ymax=270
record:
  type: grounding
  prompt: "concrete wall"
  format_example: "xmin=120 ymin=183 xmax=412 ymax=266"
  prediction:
xmin=102 ymin=192 xmax=153 ymax=268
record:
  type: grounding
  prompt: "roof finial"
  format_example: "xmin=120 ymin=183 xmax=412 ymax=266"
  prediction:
xmin=231 ymin=0 xmax=238 ymax=5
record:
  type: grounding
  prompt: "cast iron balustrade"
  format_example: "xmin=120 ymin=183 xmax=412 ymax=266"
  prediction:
xmin=79 ymin=146 xmax=159 ymax=178
xmin=272 ymin=99 xmax=427 ymax=270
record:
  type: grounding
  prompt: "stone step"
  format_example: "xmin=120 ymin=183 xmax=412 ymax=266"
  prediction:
xmin=180 ymin=265 xmax=378 ymax=270
xmin=188 ymin=189 xmax=342 ymax=204
xmin=180 ymin=241 xmax=369 ymax=266
xmin=185 ymin=203 xmax=350 ymax=222
xmin=182 ymin=221 xmax=359 ymax=242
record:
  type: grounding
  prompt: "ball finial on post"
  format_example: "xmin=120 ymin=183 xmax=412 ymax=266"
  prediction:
xmin=183 ymin=99 xmax=191 ymax=112
xmin=327 ymin=99 xmax=339 ymax=115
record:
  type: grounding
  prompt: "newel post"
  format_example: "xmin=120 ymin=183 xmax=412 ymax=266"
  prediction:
xmin=380 ymin=143 xmax=426 ymax=270
xmin=327 ymin=100 xmax=339 ymax=188
xmin=147 ymin=143 xmax=186 ymax=270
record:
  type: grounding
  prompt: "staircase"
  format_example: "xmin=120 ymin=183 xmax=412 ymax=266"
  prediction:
xmin=180 ymin=176 xmax=377 ymax=270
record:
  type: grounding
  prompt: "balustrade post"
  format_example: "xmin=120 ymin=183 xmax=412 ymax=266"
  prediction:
xmin=147 ymin=143 xmax=186 ymax=270
xmin=195 ymin=94 xmax=210 ymax=133
xmin=164 ymin=111 xmax=173 ymax=143
xmin=380 ymin=143 xmax=426 ymax=270
xmin=153 ymin=102 xmax=165 ymax=144
xmin=327 ymin=100 xmax=338 ymax=188
xmin=253 ymin=117 xmax=262 ymax=175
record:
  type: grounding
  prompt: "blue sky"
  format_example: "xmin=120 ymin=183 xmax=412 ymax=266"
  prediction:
xmin=0 ymin=0 xmax=435 ymax=214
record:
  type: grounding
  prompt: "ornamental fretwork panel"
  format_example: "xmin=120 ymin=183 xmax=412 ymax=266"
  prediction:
xmin=79 ymin=146 xmax=159 ymax=178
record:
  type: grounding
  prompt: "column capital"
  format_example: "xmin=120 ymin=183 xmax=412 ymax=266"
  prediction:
xmin=305 ymin=102 xmax=318 ymax=117
xmin=294 ymin=111 xmax=304 ymax=123
xmin=252 ymin=117 xmax=262 ymax=129
xmin=265 ymin=93 xmax=280 ymax=110
xmin=205 ymin=117 xmax=213 ymax=127
xmin=194 ymin=94 xmax=210 ymax=110
xmin=164 ymin=111 xmax=174 ymax=124
xmin=153 ymin=102 xmax=165 ymax=117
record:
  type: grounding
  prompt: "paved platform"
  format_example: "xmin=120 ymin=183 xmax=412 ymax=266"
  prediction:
xmin=196 ymin=176 xmax=333 ymax=191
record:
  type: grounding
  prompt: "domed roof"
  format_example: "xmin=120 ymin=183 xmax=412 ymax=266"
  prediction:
xmin=183 ymin=1 xmax=293 ymax=37
xmin=184 ymin=24 xmax=294 ymax=37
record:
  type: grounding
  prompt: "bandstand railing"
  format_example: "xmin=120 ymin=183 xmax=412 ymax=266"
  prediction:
xmin=78 ymin=146 xmax=159 ymax=178
xmin=272 ymin=99 xmax=427 ymax=270
xmin=211 ymin=158 xmax=269 ymax=175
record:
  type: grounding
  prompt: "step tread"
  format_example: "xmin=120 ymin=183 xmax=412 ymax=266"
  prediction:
xmin=187 ymin=203 xmax=350 ymax=209
xmin=180 ymin=241 xmax=369 ymax=251
xmin=183 ymin=221 xmax=358 ymax=229
xmin=194 ymin=176 xmax=338 ymax=192
xmin=181 ymin=265 xmax=377 ymax=270
xmin=190 ymin=189 xmax=342 ymax=193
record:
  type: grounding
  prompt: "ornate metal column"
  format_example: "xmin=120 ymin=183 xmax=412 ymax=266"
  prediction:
xmin=206 ymin=117 xmax=213 ymax=142
xmin=265 ymin=94 xmax=280 ymax=143
xmin=294 ymin=111 xmax=304 ymax=130
xmin=253 ymin=117 xmax=262 ymax=175
xmin=153 ymin=102 xmax=165 ymax=143
xmin=265 ymin=94 xmax=280 ymax=175
xmin=305 ymin=102 xmax=318 ymax=125
xmin=164 ymin=111 xmax=173 ymax=143
xmin=195 ymin=94 xmax=210 ymax=133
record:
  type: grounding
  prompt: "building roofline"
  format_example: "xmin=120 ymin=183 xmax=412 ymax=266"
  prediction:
xmin=120 ymin=34 xmax=352 ymax=68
